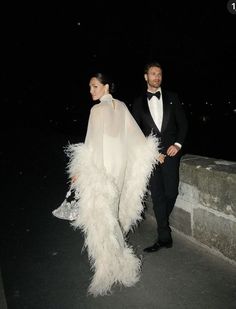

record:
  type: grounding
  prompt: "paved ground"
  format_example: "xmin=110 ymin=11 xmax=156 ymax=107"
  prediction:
xmin=1 ymin=126 xmax=236 ymax=309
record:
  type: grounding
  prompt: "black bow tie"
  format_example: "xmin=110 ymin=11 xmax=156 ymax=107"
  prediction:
xmin=147 ymin=91 xmax=161 ymax=100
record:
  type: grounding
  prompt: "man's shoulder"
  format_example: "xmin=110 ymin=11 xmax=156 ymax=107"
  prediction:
xmin=162 ymin=89 xmax=179 ymax=98
xmin=162 ymin=89 xmax=182 ymax=105
xmin=133 ymin=94 xmax=144 ymax=104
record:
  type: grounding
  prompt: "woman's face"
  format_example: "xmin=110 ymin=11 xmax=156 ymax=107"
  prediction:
xmin=89 ymin=77 xmax=108 ymax=101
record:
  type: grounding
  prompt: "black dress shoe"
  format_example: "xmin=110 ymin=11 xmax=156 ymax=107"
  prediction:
xmin=143 ymin=240 xmax=173 ymax=253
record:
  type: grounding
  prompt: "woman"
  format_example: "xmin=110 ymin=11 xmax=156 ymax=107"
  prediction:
xmin=52 ymin=72 xmax=164 ymax=296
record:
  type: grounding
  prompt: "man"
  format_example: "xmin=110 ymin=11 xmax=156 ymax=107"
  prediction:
xmin=132 ymin=61 xmax=188 ymax=252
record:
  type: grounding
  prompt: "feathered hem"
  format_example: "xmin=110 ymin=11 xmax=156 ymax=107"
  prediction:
xmin=52 ymin=134 xmax=159 ymax=296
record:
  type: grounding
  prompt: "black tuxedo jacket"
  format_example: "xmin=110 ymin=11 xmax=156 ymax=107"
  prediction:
xmin=132 ymin=90 xmax=188 ymax=154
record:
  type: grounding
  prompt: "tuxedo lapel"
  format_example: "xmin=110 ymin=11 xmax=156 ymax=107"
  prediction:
xmin=141 ymin=95 xmax=161 ymax=133
xmin=160 ymin=91 xmax=170 ymax=133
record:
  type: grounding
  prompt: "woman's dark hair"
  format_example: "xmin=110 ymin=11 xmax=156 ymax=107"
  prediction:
xmin=91 ymin=72 xmax=116 ymax=93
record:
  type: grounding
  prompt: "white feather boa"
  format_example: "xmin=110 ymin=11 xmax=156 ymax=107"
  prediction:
xmin=60 ymin=134 xmax=159 ymax=296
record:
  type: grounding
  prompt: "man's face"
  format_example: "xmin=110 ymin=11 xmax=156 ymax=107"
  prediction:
xmin=145 ymin=66 xmax=162 ymax=89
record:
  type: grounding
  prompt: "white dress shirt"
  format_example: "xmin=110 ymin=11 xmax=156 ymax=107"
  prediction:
xmin=148 ymin=90 xmax=163 ymax=131
xmin=147 ymin=90 xmax=182 ymax=149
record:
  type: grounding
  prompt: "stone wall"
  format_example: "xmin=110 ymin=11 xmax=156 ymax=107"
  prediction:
xmin=148 ymin=154 xmax=236 ymax=263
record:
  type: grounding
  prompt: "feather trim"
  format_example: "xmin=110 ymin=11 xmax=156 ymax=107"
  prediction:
xmin=119 ymin=134 xmax=160 ymax=233
xmin=66 ymin=143 xmax=142 ymax=296
xmin=53 ymin=134 xmax=159 ymax=296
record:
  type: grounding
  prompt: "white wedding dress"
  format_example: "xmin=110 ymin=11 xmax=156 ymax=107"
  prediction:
xmin=52 ymin=94 xmax=159 ymax=296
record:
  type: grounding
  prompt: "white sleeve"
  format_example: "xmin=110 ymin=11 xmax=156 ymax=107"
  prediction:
xmin=84 ymin=105 xmax=104 ymax=168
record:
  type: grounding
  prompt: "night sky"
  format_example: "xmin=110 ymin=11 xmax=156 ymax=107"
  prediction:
xmin=2 ymin=1 xmax=236 ymax=159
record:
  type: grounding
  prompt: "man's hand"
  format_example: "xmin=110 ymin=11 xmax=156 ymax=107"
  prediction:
xmin=167 ymin=145 xmax=180 ymax=157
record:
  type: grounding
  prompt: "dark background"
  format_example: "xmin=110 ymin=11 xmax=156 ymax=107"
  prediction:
xmin=1 ymin=4 xmax=236 ymax=308
xmin=2 ymin=1 xmax=236 ymax=160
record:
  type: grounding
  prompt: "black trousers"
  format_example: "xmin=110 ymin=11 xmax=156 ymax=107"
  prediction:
xmin=149 ymin=155 xmax=180 ymax=242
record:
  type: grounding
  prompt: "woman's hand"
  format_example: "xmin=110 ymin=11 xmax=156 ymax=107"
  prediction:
xmin=71 ymin=175 xmax=78 ymax=183
xmin=157 ymin=153 xmax=166 ymax=164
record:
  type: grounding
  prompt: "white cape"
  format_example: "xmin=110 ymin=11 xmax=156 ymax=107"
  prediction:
xmin=52 ymin=94 xmax=159 ymax=296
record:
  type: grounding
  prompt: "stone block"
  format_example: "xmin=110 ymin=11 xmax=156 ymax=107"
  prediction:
xmin=180 ymin=155 xmax=236 ymax=216
xmin=170 ymin=207 xmax=192 ymax=236
xmin=193 ymin=208 xmax=236 ymax=261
